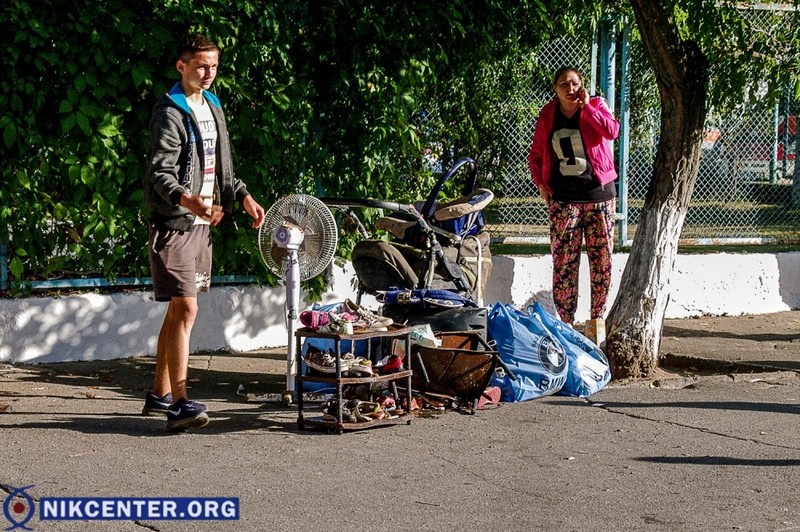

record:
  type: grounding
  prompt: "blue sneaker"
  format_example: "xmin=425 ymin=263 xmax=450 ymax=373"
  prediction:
xmin=142 ymin=391 xmax=172 ymax=416
xmin=166 ymin=398 xmax=209 ymax=431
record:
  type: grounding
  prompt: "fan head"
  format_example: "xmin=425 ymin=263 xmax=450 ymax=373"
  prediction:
xmin=258 ymin=194 xmax=338 ymax=281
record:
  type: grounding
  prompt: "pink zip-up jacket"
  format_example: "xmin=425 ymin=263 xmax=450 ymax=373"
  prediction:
xmin=528 ymin=96 xmax=620 ymax=195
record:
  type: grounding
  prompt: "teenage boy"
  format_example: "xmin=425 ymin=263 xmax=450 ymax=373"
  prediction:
xmin=143 ymin=34 xmax=265 ymax=430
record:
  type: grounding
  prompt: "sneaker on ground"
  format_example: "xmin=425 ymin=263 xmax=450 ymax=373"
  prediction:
xmin=343 ymin=299 xmax=393 ymax=328
xmin=142 ymin=391 xmax=172 ymax=416
xmin=166 ymin=398 xmax=209 ymax=431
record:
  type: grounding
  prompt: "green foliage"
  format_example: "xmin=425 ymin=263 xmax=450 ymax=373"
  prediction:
xmin=1 ymin=0 xmax=577 ymax=295
xmin=627 ymin=0 xmax=800 ymax=112
xmin=3 ymin=0 xmax=167 ymax=291
xmin=683 ymin=1 xmax=800 ymax=111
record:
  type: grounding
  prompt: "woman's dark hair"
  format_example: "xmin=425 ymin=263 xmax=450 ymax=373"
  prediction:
xmin=552 ymin=66 xmax=584 ymax=88
xmin=176 ymin=34 xmax=220 ymax=62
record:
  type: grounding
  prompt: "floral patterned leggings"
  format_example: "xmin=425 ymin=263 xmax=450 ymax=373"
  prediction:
xmin=548 ymin=198 xmax=616 ymax=325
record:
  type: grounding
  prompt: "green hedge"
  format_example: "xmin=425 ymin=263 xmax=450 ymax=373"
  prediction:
xmin=1 ymin=0 xmax=568 ymax=295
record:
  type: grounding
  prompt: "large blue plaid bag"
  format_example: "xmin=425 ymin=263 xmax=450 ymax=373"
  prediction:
xmin=529 ymin=302 xmax=612 ymax=398
xmin=487 ymin=303 xmax=568 ymax=402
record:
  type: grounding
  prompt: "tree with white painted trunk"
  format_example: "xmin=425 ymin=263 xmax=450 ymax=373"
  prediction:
xmin=605 ymin=0 xmax=800 ymax=378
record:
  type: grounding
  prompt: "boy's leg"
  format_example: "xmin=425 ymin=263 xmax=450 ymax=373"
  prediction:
xmin=152 ymin=325 xmax=172 ymax=397
xmin=147 ymin=224 xmax=211 ymax=410
xmin=159 ymin=296 xmax=199 ymax=402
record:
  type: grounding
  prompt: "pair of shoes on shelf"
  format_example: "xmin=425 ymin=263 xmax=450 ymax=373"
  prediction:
xmin=301 ymin=302 xmax=392 ymax=334
xmin=347 ymin=357 xmax=373 ymax=376
xmin=354 ymin=401 xmax=382 ymax=422
xmin=301 ymin=311 xmax=356 ymax=335
xmin=304 ymin=350 xmax=338 ymax=373
xmin=166 ymin=398 xmax=209 ymax=431
xmin=323 ymin=399 xmax=360 ymax=423
xmin=342 ymin=299 xmax=393 ymax=332
xmin=324 ymin=399 xmax=383 ymax=423
xmin=304 ymin=350 xmax=355 ymax=373
xmin=142 ymin=391 xmax=172 ymax=416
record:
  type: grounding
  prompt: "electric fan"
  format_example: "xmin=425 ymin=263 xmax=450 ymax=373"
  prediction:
xmin=258 ymin=194 xmax=339 ymax=404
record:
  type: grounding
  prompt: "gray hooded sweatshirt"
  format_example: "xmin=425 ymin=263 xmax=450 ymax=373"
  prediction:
xmin=144 ymin=83 xmax=250 ymax=231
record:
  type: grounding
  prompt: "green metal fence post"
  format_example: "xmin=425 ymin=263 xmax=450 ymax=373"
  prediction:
xmin=598 ymin=17 xmax=616 ymax=112
xmin=771 ymin=101 xmax=779 ymax=185
xmin=618 ymin=21 xmax=632 ymax=247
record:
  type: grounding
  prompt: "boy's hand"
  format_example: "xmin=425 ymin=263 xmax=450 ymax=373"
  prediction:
xmin=243 ymin=195 xmax=266 ymax=229
xmin=180 ymin=194 xmax=223 ymax=225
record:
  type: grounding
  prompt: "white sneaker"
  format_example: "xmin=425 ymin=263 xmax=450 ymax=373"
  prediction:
xmin=343 ymin=299 xmax=393 ymax=330
xmin=348 ymin=357 xmax=374 ymax=376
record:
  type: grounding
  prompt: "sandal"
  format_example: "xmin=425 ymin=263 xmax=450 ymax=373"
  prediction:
xmin=323 ymin=400 xmax=358 ymax=422
xmin=354 ymin=401 xmax=381 ymax=422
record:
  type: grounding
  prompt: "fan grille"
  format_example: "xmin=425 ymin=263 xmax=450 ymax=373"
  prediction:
xmin=258 ymin=194 xmax=338 ymax=281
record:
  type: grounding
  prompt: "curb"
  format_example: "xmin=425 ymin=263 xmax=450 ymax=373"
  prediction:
xmin=661 ymin=352 xmax=800 ymax=376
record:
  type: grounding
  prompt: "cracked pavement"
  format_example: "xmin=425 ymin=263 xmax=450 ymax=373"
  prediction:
xmin=1 ymin=311 xmax=799 ymax=531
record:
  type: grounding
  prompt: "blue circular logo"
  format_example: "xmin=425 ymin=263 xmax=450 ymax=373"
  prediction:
xmin=537 ymin=336 xmax=567 ymax=374
xmin=2 ymin=485 xmax=35 ymax=531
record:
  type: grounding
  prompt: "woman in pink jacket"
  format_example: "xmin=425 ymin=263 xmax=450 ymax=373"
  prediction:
xmin=528 ymin=66 xmax=620 ymax=327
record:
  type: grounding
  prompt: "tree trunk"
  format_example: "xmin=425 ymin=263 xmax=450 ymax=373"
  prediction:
xmin=605 ymin=0 xmax=709 ymax=379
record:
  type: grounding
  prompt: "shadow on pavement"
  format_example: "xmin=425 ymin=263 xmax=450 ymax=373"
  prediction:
xmin=1 ymin=406 xmax=308 ymax=437
xmin=548 ymin=399 xmax=800 ymax=415
xmin=662 ymin=324 xmax=800 ymax=343
xmin=636 ymin=456 xmax=800 ymax=467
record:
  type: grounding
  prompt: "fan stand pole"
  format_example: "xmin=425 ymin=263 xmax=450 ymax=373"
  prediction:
xmin=284 ymin=249 xmax=301 ymax=405
xmin=284 ymin=316 xmax=296 ymax=405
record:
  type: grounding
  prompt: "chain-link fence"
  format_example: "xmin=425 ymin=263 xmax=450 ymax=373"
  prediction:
xmin=489 ymin=8 xmax=800 ymax=244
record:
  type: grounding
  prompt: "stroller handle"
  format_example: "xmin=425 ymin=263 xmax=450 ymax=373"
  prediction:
xmin=320 ymin=198 xmax=423 ymax=220
xmin=420 ymin=157 xmax=477 ymax=221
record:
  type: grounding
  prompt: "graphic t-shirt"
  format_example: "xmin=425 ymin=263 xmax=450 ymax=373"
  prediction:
xmin=549 ymin=107 xmax=614 ymax=203
xmin=187 ymin=97 xmax=218 ymax=225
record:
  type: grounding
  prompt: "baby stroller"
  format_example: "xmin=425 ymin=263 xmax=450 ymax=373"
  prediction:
xmin=321 ymin=159 xmax=507 ymax=410
xmin=322 ymin=157 xmax=493 ymax=306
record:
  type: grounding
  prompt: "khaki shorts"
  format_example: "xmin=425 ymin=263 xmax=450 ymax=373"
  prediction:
xmin=148 ymin=224 xmax=212 ymax=302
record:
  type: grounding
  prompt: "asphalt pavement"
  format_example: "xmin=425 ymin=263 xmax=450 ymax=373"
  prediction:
xmin=1 ymin=311 xmax=800 ymax=531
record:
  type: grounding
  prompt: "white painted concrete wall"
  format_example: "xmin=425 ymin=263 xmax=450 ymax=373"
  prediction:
xmin=2 ymin=251 xmax=799 ymax=363
xmin=483 ymin=251 xmax=800 ymax=320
